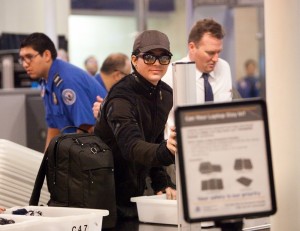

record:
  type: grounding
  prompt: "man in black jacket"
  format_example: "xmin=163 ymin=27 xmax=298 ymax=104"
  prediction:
xmin=94 ymin=30 xmax=177 ymax=218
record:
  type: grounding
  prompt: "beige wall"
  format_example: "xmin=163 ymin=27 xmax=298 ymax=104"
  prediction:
xmin=265 ymin=0 xmax=300 ymax=230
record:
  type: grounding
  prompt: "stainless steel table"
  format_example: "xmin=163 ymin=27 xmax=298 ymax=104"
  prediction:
xmin=105 ymin=217 xmax=270 ymax=231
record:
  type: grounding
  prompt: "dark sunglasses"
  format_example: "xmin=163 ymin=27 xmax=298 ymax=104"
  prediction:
xmin=137 ymin=53 xmax=172 ymax=65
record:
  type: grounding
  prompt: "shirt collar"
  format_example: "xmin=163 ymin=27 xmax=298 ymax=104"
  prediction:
xmin=45 ymin=59 xmax=59 ymax=91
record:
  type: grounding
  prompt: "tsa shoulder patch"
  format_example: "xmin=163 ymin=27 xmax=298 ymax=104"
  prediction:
xmin=62 ymin=89 xmax=76 ymax=105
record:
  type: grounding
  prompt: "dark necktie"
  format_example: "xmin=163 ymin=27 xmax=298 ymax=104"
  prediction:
xmin=203 ymin=73 xmax=214 ymax=102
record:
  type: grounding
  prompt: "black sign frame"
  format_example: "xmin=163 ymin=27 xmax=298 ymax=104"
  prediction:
xmin=175 ymin=98 xmax=276 ymax=223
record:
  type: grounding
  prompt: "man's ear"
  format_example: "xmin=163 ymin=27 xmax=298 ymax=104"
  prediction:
xmin=188 ymin=42 xmax=198 ymax=59
xmin=44 ymin=50 xmax=52 ymax=62
xmin=188 ymin=42 xmax=196 ymax=52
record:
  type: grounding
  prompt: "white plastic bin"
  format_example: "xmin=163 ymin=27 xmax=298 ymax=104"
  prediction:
xmin=0 ymin=214 xmax=42 ymax=230
xmin=0 ymin=139 xmax=50 ymax=208
xmin=1 ymin=206 xmax=109 ymax=231
xmin=131 ymin=194 xmax=177 ymax=225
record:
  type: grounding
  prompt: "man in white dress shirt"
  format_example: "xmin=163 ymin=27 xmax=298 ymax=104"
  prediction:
xmin=164 ymin=18 xmax=240 ymax=103
xmin=164 ymin=19 xmax=240 ymax=185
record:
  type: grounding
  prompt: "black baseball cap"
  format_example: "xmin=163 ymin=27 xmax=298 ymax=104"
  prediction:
xmin=132 ymin=30 xmax=172 ymax=55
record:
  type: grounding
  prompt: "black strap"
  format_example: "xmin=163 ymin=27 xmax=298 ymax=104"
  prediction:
xmin=29 ymin=150 xmax=48 ymax=205
xmin=60 ymin=126 xmax=88 ymax=134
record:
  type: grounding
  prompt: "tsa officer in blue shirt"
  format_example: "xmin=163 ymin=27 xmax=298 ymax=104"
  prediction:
xmin=19 ymin=33 xmax=106 ymax=150
xmin=237 ymin=59 xmax=261 ymax=98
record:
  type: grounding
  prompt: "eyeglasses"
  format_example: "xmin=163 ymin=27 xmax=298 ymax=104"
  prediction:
xmin=137 ymin=53 xmax=172 ymax=65
xmin=18 ymin=53 xmax=40 ymax=65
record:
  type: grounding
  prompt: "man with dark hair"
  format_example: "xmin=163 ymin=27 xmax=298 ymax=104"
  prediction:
xmin=164 ymin=18 xmax=239 ymax=102
xmin=19 ymin=32 xmax=106 ymax=149
xmin=92 ymin=53 xmax=131 ymax=118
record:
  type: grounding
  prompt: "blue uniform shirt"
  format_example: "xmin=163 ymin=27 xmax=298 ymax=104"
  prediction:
xmin=237 ymin=76 xmax=260 ymax=98
xmin=94 ymin=73 xmax=108 ymax=96
xmin=41 ymin=59 xmax=106 ymax=133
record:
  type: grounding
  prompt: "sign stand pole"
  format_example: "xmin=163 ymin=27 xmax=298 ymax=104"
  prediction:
xmin=215 ymin=219 xmax=243 ymax=231
xmin=172 ymin=62 xmax=202 ymax=231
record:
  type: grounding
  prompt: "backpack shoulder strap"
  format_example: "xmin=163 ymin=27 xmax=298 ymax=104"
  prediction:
xmin=29 ymin=150 xmax=48 ymax=205
xmin=60 ymin=126 xmax=88 ymax=134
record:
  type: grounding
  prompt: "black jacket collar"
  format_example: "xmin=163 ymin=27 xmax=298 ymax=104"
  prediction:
xmin=132 ymin=71 xmax=161 ymax=97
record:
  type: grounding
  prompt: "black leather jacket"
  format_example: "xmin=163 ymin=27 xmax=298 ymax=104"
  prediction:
xmin=94 ymin=71 xmax=175 ymax=217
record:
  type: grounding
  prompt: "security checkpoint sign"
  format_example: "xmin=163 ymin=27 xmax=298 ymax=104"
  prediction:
xmin=175 ymin=99 xmax=276 ymax=223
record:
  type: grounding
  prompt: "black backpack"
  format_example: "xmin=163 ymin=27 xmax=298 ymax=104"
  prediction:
xmin=29 ymin=129 xmax=117 ymax=229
